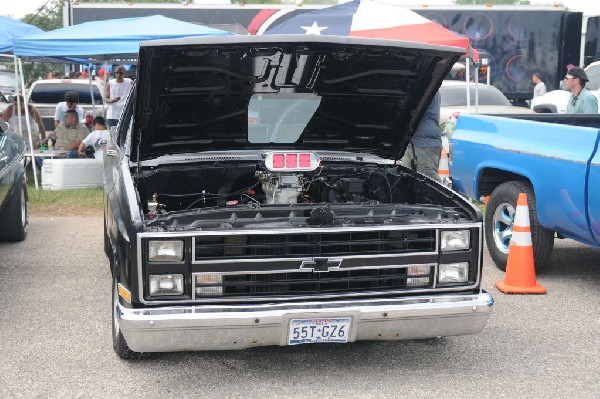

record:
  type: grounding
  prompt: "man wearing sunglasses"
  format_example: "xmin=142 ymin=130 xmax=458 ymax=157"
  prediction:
xmin=105 ymin=66 xmax=133 ymax=128
xmin=564 ymin=67 xmax=598 ymax=114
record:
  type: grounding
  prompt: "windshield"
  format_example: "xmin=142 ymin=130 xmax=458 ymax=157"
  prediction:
xmin=0 ymin=71 xmax=16 ymax=91
xmin=29 ymin=83 xmax=103 ymax=104
xmin=439 ymin=85 xmax=512 ymax=107
xmin=248 ymin=94 xmax=321 ymax=144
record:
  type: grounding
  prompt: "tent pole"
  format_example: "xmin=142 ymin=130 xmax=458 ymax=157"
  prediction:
xmin=103 ymin=60 xmax=109 ymax=118
xmin=12 ymin=56 xmax=22 ymax=136
xmin=17 ymin=57 xmax=39 ymax=190
xmin=465 ymin=58 xmax=471 ymax=112
xmin=12 ymin=59 xmax=19 ymax=101
xmin=88 ymin=61 xmax=95 ymax=120
xmin=104 ymin=60 xmax=108 ymax=86
xmin=475 ymin=66 xmax=479 ymax=113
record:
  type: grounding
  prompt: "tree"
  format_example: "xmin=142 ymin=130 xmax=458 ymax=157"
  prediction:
xmin=300 ymin=0 xmax=338 ymax=4
xmin=21 ymin=0 xmax=184 ymax=32
xmin=454 ymin=0 xmax=531 ymax=4
xmin=21 ymin=0 xmax=63 ymax=32
xmin=230 ymin=0 xmax=283 ymax=4
xmin=117 ymin=0 xmax=189 ymax=2
xmin=18 ymin=0 xmax=184 ymax=82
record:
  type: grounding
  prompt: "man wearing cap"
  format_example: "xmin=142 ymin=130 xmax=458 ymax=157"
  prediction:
xmin=105 ymin=66 xmax=133 ymax=128
xmin=564 ymin=67 xmax=598 ymax=114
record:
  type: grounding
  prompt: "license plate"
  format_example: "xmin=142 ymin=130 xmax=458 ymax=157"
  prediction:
xmin=288 ymin=317 xmax=351 ymax=345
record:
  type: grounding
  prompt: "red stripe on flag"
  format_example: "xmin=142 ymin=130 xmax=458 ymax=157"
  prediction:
xmin=247 ymin=9 xmax=279 ymax=35
xmin=350 ymin=23 xmax=469 ymax=51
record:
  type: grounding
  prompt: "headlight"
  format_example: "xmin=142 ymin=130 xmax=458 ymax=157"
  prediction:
xmin=148 ymin=240 xmax=184 ymax=262
xmin=149 ymin=274 xmax=184 ymax=296
xmin=406 ymin=265 xmax=431 ymax=287
xmin=195 ymin=274 xmax=223 ymax=296
xmin=440 ymin=230 xmax=470 ymax=251
xmin=438 ymin=262 xmax=469 ymax=285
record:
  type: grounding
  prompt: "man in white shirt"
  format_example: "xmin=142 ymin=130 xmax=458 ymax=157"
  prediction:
xmin=105 ymin=66 xmax=133 ymax=128
xmin=532 ymin=72 xmax=547 ymax=98
xmin=79 ymin=116 xmax=110 ymax=160
xmin=54 ymin=91 xmax=84 ymax=128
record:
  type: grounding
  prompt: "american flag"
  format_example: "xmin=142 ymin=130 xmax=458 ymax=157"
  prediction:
xmin=262 ymin=0 xmax=474 ymax=57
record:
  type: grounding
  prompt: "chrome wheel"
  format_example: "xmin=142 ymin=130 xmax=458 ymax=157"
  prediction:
xmin=20 ymin=187 xmax=28 ymax=231
xmin=112 ymin=280 xmax=120 ymax=338
xmin=492 ymin=201 xmax=515 ymax=255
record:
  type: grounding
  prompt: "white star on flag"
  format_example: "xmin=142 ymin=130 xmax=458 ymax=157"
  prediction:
xmin=301 ymin=21 xmax=328 ymax=35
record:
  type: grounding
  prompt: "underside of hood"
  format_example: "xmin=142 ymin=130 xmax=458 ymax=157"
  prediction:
xmin=132 ymin=35 xmax=462 ymax=161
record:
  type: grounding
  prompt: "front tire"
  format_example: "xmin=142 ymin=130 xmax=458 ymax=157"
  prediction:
xmin=0 ymin=178 xmax=28 ymax=242
xmin=485 ymin=181 xmax=554 ymax=271
xmin=112 ymin=276 xmax=136 ymax=360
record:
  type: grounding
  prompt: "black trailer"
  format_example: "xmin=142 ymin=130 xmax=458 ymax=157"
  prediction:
xmin=72 ymin=4 xmax=583 ymax=104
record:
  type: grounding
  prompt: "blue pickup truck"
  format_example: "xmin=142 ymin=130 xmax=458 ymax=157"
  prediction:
xmin=450 ymin=113 xmax=600 ymax=270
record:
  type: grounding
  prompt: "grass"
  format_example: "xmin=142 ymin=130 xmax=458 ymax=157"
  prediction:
xmin=26 ymin=170 xmax=104 ymax=216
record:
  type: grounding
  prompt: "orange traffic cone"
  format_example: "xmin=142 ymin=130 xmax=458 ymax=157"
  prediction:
xmin=495 ymin=193 xmax=547 ymax=294
xmin=438 ymin=149 xmax=450 ymax=180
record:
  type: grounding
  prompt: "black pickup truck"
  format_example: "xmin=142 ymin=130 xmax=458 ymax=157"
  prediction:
xmin=103 ymin=35 xmax=493 ymax=358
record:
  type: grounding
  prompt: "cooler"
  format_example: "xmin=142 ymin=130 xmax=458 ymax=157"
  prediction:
xmin=42 ymin=159 xmax=104 ymax=190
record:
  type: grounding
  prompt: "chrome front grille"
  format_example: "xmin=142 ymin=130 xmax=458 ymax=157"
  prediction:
xmin=138 ymin=224 xmax=483 ymax=305
xmin=194 ymin=266 xmax=434 ymax=299
xmin=194 ymin=229 xmax=436 ymax=261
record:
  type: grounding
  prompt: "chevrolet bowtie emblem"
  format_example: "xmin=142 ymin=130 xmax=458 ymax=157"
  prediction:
xmin=300 ymin=257 xmax=343 ymax=272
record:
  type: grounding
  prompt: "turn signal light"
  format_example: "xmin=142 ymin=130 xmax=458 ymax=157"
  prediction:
xmin=406 ymin=265 xmax=431 ymax=287
xmin=195 ymin=274 xmax=224 ymax=296
xmin=118 ymin=283 xmax=131 ymax=303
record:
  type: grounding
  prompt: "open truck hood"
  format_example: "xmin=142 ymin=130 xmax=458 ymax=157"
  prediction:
xmin=132 ymin=35 xmax=463 ymax=161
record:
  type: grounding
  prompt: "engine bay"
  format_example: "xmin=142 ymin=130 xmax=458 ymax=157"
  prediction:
xmin=135 ymin=154 xmax=478 ymax=230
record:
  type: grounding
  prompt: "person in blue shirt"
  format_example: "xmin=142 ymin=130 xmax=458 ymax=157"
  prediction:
xmin=401 ymin=91 xmax=442 ymax=181
xmin=564 ymin=67 xmax=598 ymax=114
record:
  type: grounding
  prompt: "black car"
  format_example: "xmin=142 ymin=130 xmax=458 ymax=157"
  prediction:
xmin=0 ymin=120 xmax=28 ymax=241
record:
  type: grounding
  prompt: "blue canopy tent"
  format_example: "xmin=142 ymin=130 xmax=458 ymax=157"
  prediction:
xmin=13 ymin=15 xmax=232 ymax=59
xmin=0 ymin=17 xmax=43 ymax=188
xmin=0 ymin=16 xmax=43 ymax=54
xmin=12 ymin=15 xmax=232 ymax=190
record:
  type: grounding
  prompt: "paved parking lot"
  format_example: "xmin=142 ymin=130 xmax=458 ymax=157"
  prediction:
xmin=1 ymin=216 xmax=599 ymax=398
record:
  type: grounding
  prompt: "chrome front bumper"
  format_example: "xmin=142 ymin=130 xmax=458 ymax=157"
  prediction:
xmin=118 ymin=292 xmax=493 ymax=352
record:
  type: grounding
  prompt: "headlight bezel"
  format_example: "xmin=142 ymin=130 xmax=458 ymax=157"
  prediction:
xmin=440 ymin=230 xmax=470 ymax=252
xmin=438 ymin=262 xmax=470 ymax=285
xmin=148 ymin=240 xmax=184 ymax=262
xmin=149 ymin=274 xmax=184 ymax=296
